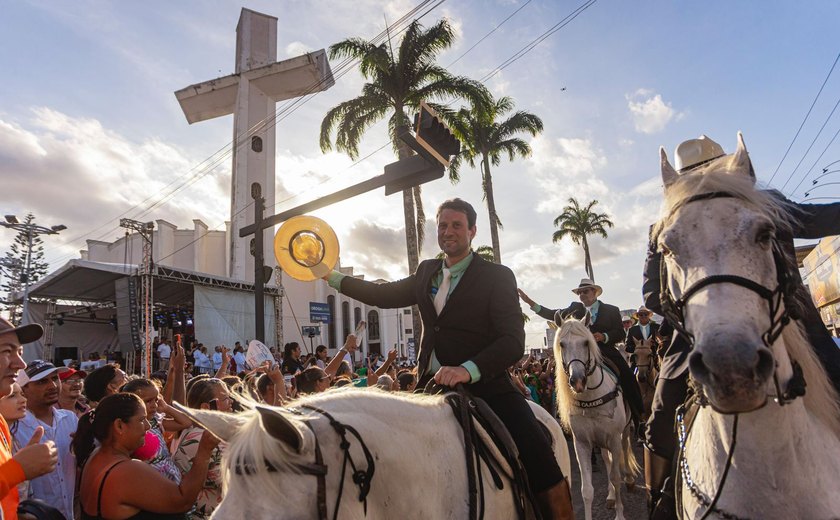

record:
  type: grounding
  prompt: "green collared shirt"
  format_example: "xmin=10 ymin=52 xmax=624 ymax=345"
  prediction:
xmin=327 ymin=252 xmax=482 ymax=382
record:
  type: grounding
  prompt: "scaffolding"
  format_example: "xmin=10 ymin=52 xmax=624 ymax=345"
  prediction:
xmin=120 ymin=219 xmax=154 ymax=377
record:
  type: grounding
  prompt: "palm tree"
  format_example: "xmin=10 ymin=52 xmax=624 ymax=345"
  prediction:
xmin=320 ymin=20 xmax=487 ymax=278
xmin=552 ymin=198 xmax=613 ymax=281
xmin=447 ymin=95 xmax=543 ymax=264
xmin=435 ymin=244 xmax=494 ymax=262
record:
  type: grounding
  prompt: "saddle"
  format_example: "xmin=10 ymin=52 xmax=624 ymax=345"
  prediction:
xmin=424 ymin=381 xmax=543 ymax=520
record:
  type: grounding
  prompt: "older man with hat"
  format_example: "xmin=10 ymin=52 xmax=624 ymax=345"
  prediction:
xmin=15 ymin=359 xmax=78 ymax=520
xmin=0 ymin=318 xmax=59 ymax=519
xmin=518 ymin=278 xmax=646 ymax=434
xmin=624 ymin=305 xmax=660 ymax=356
xmin=642 ymin=133 xmax=840 ymax=517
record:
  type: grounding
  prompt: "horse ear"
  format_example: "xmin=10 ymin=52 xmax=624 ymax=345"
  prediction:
xmin=633 ymin=337 xmax=641 ymax=347
xmin=583 ymin=309 xmax=592 ymax=328
xmin=172 ymin=402 xmax=247 ymax=442
xmin=256 ymin=405 xmax=306 ymax=454
xmin=553 ymin=310 xmax=564 ymax=328
xmin=733 ymin=131 xmax=756 ymax=183
xmin=661 ymin=147 xmax=678 ymax=188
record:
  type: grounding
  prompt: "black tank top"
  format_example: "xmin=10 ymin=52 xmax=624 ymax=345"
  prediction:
xmin=81 ymin=460 xmax=186 ymax=520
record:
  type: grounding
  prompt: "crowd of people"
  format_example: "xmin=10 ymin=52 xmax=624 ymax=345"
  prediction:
xmin=0 ymin=316 xmax=466 ymax=520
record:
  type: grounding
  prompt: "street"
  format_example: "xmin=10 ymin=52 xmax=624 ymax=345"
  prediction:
xmin=566 ymin=438 xmax=649 ymax=520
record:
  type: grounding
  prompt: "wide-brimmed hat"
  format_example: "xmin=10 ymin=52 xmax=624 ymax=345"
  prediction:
xmin=674 ymin=135 xmax=726 ymax=173
xmin=571 ymin=278 xmax=602 ymax=297
xmin=622 ymin=315 xmax=634 ymax=323
xmin=0 ymin=317 xmax=43 ymax=345
xmin=633 ymin=305 xmax=652 ymax=319
xmin=17 ymin=359 xmax=69 ymax=386
xmin=274 ymin=215 xmax=339 ymax=282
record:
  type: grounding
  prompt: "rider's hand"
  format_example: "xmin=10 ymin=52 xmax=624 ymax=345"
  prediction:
xmin=434 ymin=366 xmax=471 ymax=387
xmin=517 ymin=288 xmax=535 ymax=307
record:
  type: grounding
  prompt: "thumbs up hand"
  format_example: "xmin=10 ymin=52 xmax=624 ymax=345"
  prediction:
xmin=13 ymin=426 xmax=58 ymax=479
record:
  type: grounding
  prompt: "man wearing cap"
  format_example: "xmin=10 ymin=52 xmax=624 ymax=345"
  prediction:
xmin=57 ymin=367 xmax=89 ymax=417
xmin=0 ymin=318 xmax=59 ymax=519
xmin=15 ymin=360 xmax=78 ymax=520
xmin=643 ymin=134 xmax=840 ymax=515
xmin=518 ymin=278 xmax=646 ymax=434
xmin=323 ymin=198 xmax=573 ymax=519
xmin=624 ymin=306 xmax=660 ymax=356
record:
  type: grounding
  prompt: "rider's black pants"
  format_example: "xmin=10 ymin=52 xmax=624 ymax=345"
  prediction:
xmin=645 ymin=372 xmax=689 ymax=459
xmin=598 ymin=343 xmax=645 ymax=422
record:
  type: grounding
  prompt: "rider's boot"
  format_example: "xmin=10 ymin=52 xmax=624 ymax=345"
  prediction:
xmin=644 ymin=447 xmax=674 ymax=519
xmin=537 ymin=478 xmax=575 ymax=520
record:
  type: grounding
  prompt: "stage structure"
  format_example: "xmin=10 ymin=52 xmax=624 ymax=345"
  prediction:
xmin=119 ymin=218 xmax=154 ymax=376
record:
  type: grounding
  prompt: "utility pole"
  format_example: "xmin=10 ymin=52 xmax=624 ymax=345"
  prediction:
xmin=0 ymin=215 xmax=66 ymax=325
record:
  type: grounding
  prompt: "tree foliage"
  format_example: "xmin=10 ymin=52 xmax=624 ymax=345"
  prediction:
xmin=552 ymin=198 xmax=613 ymax=281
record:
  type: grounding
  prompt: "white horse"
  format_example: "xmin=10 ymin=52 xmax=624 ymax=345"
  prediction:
xmin=655 ymin=133 xmax=840 ymax=518
xmin=175 ymin=388 xmax=571 ymax=519
xmin=554 ymin=317 xmax=640 ymax=520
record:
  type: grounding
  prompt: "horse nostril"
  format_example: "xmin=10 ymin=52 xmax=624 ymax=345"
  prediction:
xmin=755 ymin=348 xmax=775 ymax=380
xmin=689 ymin=351 xmax=710 ymax=381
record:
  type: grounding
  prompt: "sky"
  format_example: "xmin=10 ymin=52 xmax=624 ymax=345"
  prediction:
xmin=2 ymin=0 xmax=840 ymax=347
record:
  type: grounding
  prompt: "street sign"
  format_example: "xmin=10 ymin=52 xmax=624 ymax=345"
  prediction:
xmin=301 ymin=325 xmax=321 ymax=338
xmin=310 ymin=302 xmax=330 ymax=323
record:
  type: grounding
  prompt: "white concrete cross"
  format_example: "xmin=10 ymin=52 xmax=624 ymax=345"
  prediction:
xmin=175 ymin=8 xmax=333 ymax=283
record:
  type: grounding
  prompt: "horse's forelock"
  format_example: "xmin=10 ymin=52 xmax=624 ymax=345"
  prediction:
xmin=557 ymin=319 xmax=602 ymax=364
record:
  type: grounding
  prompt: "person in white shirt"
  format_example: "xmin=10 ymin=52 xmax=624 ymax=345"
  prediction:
xmin=157 ymin=339 xmax=172 ymax=371
xmin=15 ymin=360 xmax=78 ymax=520
xmin=193 ymin=345 xmax=212 ymax=374
xmin=211 ymin=346 xmax=223 ymax=371
xmin=233 ymin=346 xmax=248 ymax=373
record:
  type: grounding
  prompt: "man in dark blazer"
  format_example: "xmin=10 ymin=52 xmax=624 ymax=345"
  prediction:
xmin=518 ymin=279 xmax=645 ymax=432
xmin=624 ymin=305 xmax=660 ymax=356
xmin=325 ymin=198 xmax=572 ymax=519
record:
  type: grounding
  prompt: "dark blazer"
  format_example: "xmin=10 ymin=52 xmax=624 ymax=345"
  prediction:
xmin=536 ymin=300 xmax=624 ymax=349
xmin=338 ymin=254 xmax=525 ymax=397
xmin=625 ymin=322 xmax=660 ymax=352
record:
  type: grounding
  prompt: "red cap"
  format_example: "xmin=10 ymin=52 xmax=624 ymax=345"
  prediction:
xmin=59 ymin=368 xmax=87 ymax=381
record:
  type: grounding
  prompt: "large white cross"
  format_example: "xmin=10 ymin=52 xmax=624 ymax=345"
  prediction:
xmin=175 ymin=8 xmax=333 ymax=283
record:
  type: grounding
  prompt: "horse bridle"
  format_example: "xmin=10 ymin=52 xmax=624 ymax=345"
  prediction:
xmin=657 ymin=190 xmax=806 ymax=407
xmin=559 ymin=341 xmax=597 ymax=379
xmin=235 ymin=405 xmax=375 ymax=520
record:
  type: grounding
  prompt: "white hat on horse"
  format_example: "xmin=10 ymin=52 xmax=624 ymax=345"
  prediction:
xmin=571 ymin=278 xmax=602 ymax=297
xmin=674 ymin=135 xmax=726 ymax=173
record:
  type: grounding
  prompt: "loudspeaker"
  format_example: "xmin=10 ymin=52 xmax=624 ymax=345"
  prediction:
xmin=54 ymin=347 xmax=78 ymax=364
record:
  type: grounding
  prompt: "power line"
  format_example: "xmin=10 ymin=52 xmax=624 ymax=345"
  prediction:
xmin=767 ymin=51 xmax=840 ymax=185
xmin=479 ymin=0 xmax=597 ymax=83
xmin=789 ymin=124 xmax=840 ymax=198
xmin=447 ymin=0 xmax=534 ymax=68
xmin=779 ymin=93 xmax=840 ymax=193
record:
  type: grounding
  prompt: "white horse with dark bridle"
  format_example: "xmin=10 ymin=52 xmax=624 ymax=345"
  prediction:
xmin=554 ymin=316 xmax=640 ymax=520
xmin=655 ymin=133 xmax=840 ymax=518
xmin=175 ymin=388 xmax=571 ymax=519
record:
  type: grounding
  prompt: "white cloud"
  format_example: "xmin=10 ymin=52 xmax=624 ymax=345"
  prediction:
xmin=285 ymin=41 xmax=312 ymax=58
xmin=626 ymin=90 xmax=681 ymax=134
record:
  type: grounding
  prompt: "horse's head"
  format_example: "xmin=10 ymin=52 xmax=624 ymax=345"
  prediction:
xmin=554 ymin=313 xmax=601 ymax=393
xmin=656 ymin=133 xmax=793 ymax=413
xmin=173 ymin=401 xmax=321 ymax=518
xmin=631 ymin=337 xmax=655 ymax=384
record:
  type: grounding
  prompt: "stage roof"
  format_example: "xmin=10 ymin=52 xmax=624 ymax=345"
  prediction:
xmin=15 ymin=259 xmax=278 ymax=306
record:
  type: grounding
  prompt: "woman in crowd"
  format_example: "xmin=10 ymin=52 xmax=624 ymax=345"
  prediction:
xmin=58 ymin=367 xmax=90 ymax=417
xmin=294 ymin=367 xmax=331 ymax=394
xmin=172 ymin=378 xmax=230 ymax=519
xmin=313 ymin=345 xmax=328 ymax=369
xmin=122 ymin=378 xmax=190 ymax=482
xmin=396 ymin=371 xmax=417 ymax=392
xmin=280 ymin=342 xmax=305 ymax=375
xmin=0 ymin=383 xmax=29 ymax=499
xmin=74 ymin=393 xmax=218 ymax=520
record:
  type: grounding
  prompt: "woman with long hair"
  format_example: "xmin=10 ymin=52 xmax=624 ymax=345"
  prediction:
xmin=172 ymin=379 xmax=230 ymax=519
xmin=74 ymin=393 xmax=218 ymax=519
xmin=0 ymin=383 xmax=29 ymax=499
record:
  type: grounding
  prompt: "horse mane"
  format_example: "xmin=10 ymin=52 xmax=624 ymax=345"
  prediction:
xmin=653 ymin=159 xmax=840 ymax=437
xmin=222 ymin=388 xmax=444 ymax=501
xmin=553 ymin=318 xmax=602 ymax=428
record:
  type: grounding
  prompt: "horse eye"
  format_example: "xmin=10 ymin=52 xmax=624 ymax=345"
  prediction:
xmin=756 ymin=226 xmax=775 ymax=247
